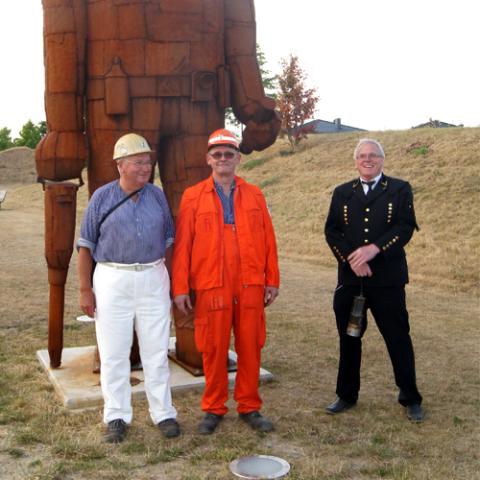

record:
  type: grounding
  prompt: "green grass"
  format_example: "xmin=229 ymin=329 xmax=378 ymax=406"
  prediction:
xmin=259 ymin=176 xmax=280 ymax=188
xmin=241 ymin=157 xmax=265 ymax=170
xmin=412 ymin=145 xmax=429 ymax=155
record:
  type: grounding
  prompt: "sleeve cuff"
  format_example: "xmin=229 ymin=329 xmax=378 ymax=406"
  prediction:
xmin=76 ymin=238 xmax=96 ymax=253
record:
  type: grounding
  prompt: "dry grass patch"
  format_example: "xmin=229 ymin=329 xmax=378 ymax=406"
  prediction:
xmin=0 ymin=129 xmax=479 ymax=479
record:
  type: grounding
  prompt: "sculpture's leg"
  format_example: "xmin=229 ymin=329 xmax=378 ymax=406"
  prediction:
xmin=172 ymin=296 xmax=203 ymax=373
xmin=44 ymin=182 xmax=79 ymax=368
xmin=48 ymin=283 xmax=65 ymax=368
xmin=159 ymin=130 xmax=217 ymax=372
xmin=92 ymin=330 xmax=141 ymax=373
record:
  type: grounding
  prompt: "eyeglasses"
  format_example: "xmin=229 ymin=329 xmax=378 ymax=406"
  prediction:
xmin=357 ymin=153 xmax=383 ymax=160
xmin=209 ymin=151 xmax=237 ymax=160
xmin=126 ymin=159 xmax=154 ymax=167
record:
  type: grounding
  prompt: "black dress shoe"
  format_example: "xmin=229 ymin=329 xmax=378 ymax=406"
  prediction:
xmin=198 ymin=413 xmax=223 ymax=435
xmin=104 ymin=419 xmax=127 ymax=443
xmin=406 ymin=403 xmax=425 ymax=422
xmin=158 ymin=418 xmax=181 ymax=438
xmin=325 ymin=397 xmax=356 ymax=415
xmin=239 ymin=411 xmax=274 ymax=432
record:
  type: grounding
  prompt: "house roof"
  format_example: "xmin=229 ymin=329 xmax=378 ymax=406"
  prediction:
xmin=295 ymin=118 xmax=366 ymax=134
xmin=412 ymin=119 xmax=463 ymax=129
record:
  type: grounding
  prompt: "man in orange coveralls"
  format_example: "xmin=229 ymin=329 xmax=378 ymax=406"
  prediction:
xmin=173 ymin=129 xmax=280 ymax=435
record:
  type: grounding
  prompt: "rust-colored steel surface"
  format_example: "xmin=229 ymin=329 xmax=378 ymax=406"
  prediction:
xmin=36 ymin=0 xmax=280 ymax=370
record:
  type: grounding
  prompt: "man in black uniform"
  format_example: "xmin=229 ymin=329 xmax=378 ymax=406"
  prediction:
xmin=324 ymin=138 xmax=424 ymax=422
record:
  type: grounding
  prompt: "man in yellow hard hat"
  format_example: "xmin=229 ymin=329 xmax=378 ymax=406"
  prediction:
xmin=77 ymin=133 xmax=180 ymax=443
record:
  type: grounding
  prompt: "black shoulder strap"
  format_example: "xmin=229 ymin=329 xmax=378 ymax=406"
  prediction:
xmin=90 ymin=188 xmax=141 ymax=282
xmin=97 ymin=187 xmax=142 ymax=233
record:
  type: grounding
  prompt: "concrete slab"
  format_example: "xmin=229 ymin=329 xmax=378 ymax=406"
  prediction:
xmin=37 ymin=338 xmax=273 ymax=411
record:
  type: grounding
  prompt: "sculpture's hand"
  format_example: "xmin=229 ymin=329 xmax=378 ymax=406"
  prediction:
xmin=36 ymin=131 xmax=87 ymax=182
xmin=240 ymin=110 xmax=281 ymax=154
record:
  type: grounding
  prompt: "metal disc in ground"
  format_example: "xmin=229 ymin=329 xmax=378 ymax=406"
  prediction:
xmin=229 ymin=455 xmax=290 ymax=479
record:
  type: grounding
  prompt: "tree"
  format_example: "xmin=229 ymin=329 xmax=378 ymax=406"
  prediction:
xmin=13 ymin=120 xmax=46 ymax=149
xmin=277 ymin=54 xmax=319 ymax=152
xmin=225 ymin=44 xmax=277 ymax=129
xmin=0 ymin=127 xmax=13 ymax=151
xmin=256 ymin=45 xmax=277 ymax=98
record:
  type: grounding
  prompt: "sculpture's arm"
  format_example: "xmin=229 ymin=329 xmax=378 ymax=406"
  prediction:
xmin=224 ymin=0 xmax=280 ymax=153
xmin=35 ymin=0 xmax=87 ymax=183
xmin=35 ymin=1 xmax=87 ymax=368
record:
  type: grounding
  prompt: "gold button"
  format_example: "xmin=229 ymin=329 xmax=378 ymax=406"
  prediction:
xmin=364 ymin=228 xmax=369 ymax=232
xmin=365 ymin=208 xmax=370 ymax=212
xmin=364 ymin=218 xmax=369 ymax=222
xmin=364 ymin=239 xmax=369 ymax=243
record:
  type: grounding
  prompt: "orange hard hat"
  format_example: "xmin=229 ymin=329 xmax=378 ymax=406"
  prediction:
xmin=207 ymin=129 xmax=240 ymax=150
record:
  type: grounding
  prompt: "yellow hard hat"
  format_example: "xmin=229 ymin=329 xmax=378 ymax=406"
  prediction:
xmin=113 ymin=133 xmax=153 ymax=161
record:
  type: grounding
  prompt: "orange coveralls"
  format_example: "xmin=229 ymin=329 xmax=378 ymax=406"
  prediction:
xmin=172 ymin=175 xmax=279 ymax=415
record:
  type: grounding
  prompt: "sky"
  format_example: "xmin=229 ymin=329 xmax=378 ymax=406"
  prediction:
xmin=1 ymin=0 xmax=478 ymax=137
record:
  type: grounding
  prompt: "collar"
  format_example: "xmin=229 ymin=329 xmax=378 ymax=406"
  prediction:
xmin=360 ymin=172 xmax=383 ymax=190
xmin=206 ymin=175 xmax=245 ymax=192
xmin=213 ymin=178 xmax=236 ymax=193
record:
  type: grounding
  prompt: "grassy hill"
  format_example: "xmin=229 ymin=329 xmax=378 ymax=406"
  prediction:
xmin=0 ymin=128 xmax=478 ymax=479
xmin=239 ymin=127 xmax=480 ymax=294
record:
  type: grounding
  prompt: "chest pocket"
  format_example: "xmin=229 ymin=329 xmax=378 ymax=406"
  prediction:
xmin=247 ymin=207 xmax=264 ymax=232
xmin=195 ymin=212 xmax=215 ymax=234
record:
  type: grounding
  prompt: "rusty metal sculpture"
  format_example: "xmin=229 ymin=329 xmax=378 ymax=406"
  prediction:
xmin=35 ymin=0 xmax=280 ymax=371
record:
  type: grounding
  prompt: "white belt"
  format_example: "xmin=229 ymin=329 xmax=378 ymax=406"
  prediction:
xmin=99 ymin=258 xmax=164 ymax=272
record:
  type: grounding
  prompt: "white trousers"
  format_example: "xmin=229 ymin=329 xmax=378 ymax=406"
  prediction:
xmin=93 ymin=261 xmax=177 ymax=424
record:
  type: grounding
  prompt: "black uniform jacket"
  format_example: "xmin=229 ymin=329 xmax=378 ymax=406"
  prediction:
xmin=325 ymin=174 xmax=419 ymax=287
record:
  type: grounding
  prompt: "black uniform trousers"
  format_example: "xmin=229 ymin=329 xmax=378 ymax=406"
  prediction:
xmin=333 ymin=284 xmax=422 ymax=406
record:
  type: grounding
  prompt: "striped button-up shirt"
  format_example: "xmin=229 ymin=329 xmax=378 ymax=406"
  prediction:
xmin=77 ymin=181 xmax=174 ymax=263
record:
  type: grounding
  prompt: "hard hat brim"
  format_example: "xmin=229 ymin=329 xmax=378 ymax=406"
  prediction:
xmin=114 ymin=150 xmax=156 ymax=161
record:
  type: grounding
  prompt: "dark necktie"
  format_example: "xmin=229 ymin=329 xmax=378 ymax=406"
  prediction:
xmin=362 ymin=181 xmax=375 ymax=196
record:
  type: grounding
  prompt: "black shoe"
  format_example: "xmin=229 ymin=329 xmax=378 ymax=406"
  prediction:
xmin=104 ymin=419 xmax=127 ymax=443
xmin=406 ymin=403 xmax=425 ymax=422
xmin=239 ymin=411 xmax=274 ymax=432
xmin=198 ymin=413 xmax=223 ymax=435
xmin=158 ymin=418 xmax=181 ymax=438
xmin=325 ymin=397 xmax=356 ymax=415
